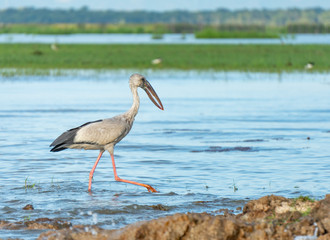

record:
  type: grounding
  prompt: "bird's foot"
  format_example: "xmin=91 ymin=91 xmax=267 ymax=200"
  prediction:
xmin=114 ymin=176 xmax=158 ymax=193
xmin=146 ymin=185 xmax=158 ymax=193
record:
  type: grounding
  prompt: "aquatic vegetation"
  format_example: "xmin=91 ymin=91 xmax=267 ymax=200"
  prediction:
xmin=151 ymin=33 xmax=164 ymax=39
xmin=0 ymin=23 xmax=283 ymax=35
xmin=0 ymin=23 xmax=155 ymax=34
xmin=24 ymin=177 xmax=36 ymax=190
xmin=195 ymin=28 xmax=280 ymax=39
xmin=301 ymin=207 xmax=312 ymax=217
xmin=23 ymin=215 xmax=31 ymax=222
xmin=289 ymin=196 xmax=316 ymax=217
xmin=0 ymin=44 xmax=329 ymax=75
xmin=232 ymin=179 xmax=238 ymax=192
xmin=50 ymin=177 xmax=61 ymax=189
xmin=293 ymin=195 xmax=315 ymax=204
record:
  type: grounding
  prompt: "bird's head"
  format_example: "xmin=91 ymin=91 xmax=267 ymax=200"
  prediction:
xmin=129 ymin=73 xmax=164 ymax=110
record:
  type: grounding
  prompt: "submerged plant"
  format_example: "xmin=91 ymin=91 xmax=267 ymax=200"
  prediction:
xmin=23 ymin=215 xmax=31 ymax=222
xmin=50 ymin=176 xmax=61 ymax=189
xmin=24 ymin=177 xmax=36 ymax=190
xmin=232 ymin=179 xmax=238 ymax=192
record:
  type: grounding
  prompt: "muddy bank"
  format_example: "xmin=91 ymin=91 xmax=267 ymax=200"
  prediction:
xmin=1 ymin=194 xmax=329 ymax=240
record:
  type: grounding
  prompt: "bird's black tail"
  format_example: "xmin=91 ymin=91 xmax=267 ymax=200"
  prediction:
xmin=49 ymin=128 xmax=78 ymax=152
xmin=50 ymin=144 xmax=68 ymax=152
xmin=49 ymin=120 xmax=102 ymax=152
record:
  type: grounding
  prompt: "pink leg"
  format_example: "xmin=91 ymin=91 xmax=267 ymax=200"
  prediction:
xmin=110 ymin=153 xmax=157 ymax=193
xmin=88 ymin=150 xmax=104 ymax=192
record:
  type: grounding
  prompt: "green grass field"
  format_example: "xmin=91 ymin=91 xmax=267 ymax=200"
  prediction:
xmin=0 ymin=44 xmax=329 ymax=75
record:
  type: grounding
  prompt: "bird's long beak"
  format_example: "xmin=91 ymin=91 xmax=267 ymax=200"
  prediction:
xmin=144 ymin=81 xmax=164 ymax=110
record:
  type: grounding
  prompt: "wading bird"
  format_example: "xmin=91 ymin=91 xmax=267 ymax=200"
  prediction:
xmin=50 ymin=74 xmax=164 ymax=192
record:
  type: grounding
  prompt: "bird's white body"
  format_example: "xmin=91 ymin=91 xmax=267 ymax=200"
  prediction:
xmin=71 ymin=115 xmax=132 ymax=151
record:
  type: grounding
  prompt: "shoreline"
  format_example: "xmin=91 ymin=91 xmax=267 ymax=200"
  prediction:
xmin=0 ymin=68 xmax=329 ymax=78
xmin=1 ymin=194 xmax=329 ymax=239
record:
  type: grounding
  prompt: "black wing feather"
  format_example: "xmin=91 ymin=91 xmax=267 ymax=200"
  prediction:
xmin=50 ymin=119 xmax=102 ymax=152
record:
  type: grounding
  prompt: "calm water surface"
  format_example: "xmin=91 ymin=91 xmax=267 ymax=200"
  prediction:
xmin=1 ymin=33 xmax=330 ymax=44
xmin=0 ymin=71 xmax=329 ymax=239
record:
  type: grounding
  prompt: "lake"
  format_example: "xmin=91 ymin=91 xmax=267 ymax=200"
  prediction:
xmin=0 ymin=70 xmax=329 ymax=239
xmin=1 ymin=33 xmax=330 ymax=44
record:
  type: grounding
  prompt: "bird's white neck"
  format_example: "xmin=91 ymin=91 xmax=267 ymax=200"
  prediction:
xmin=124 ymin=85 xmax=140 ymax=121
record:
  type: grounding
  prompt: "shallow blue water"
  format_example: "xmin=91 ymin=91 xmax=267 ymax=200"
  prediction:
xmin=0 ymin=71 xmax=329 ymax=239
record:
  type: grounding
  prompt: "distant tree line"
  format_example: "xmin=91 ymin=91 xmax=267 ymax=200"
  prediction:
xmin=286 ymin=23 xmax=330 ymax=33
xmin=0 ymin=7 xmax=330 ymax=26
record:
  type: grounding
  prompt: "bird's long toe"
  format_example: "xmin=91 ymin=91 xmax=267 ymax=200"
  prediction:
xmin=146 ymin=185 xmax=158 ymax=193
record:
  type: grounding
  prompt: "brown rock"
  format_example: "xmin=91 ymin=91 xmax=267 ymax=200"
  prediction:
xmin=0 ymin=218 xmax=71 ymax=231
xmin=23 ymin=204 xmax=34 ymax=210
xmin=24 ymin=218 xmax=71 ymax=230
xmin=311 ymin=194 xmax=330 ymax=234
xmin=248 ymin=229 xmax=268 ymax=240
xmin=242 ymin=195 xmax=289 ymax=221
xmin=38 ymin=226 xmax=111 ymax=240
xmin=116 ymin=213 xmax=236 ymax=240
xmin=318 ymin=233 xmax=330 ymax=240
xmin=150 ymin=204 xmax=170 ymax=211
xmin=38 ymin=213 xmax=242 ymax=240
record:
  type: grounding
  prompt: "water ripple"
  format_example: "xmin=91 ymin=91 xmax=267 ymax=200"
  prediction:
xmin=0 ymin=72 xmax=329 ymax=239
